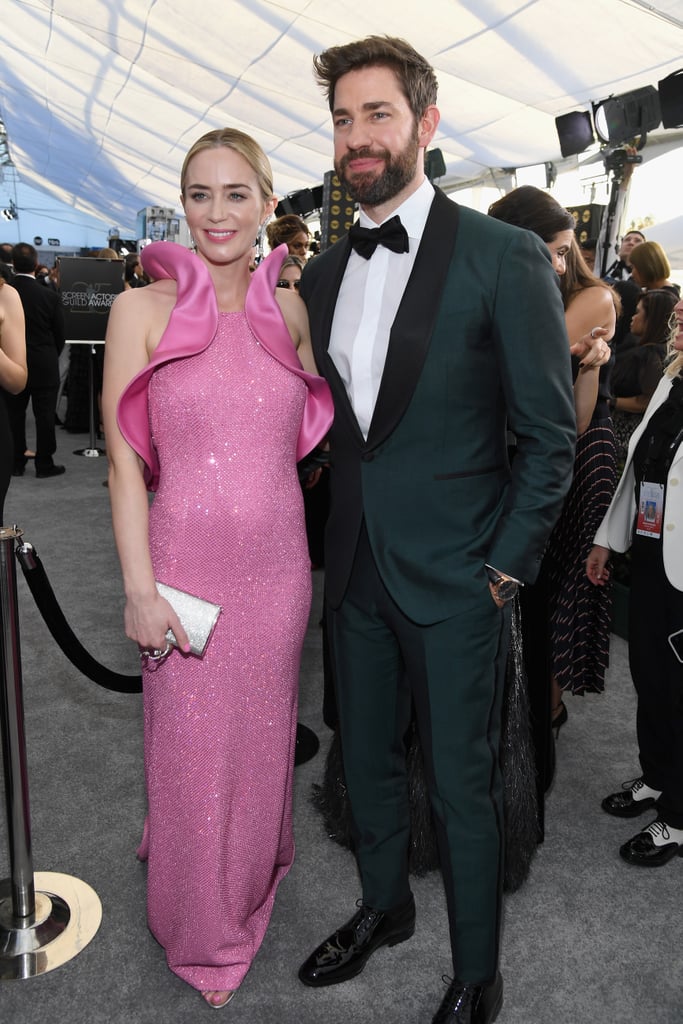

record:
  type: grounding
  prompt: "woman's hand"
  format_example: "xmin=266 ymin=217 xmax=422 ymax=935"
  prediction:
xmin=124 ymin=591 xmax=190 ymax=654
xmin=572 ymin=327 xmax=611 ymax=369
xmin=586 ymin=544 xmax=611 ymax=586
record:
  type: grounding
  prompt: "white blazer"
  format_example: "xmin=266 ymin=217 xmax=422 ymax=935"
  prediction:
xmin=594 ymin=372 xmax=683 ymax=592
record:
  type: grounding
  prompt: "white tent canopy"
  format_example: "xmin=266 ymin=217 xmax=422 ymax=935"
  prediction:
xmin=647 ymin=215 xmax=683 ymax=266
xmin=2 ymin=0 xmax=683 ymax=234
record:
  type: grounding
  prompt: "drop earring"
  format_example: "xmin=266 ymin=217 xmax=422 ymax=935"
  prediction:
xmin=254 ymin=223 xmax=265 ymax=266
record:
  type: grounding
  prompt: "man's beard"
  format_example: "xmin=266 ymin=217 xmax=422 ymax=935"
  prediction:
xmin=336 ymin=128 xmax=419 ymax=207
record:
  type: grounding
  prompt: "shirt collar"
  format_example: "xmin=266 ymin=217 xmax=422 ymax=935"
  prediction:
xmin=358 ymin=177 xmax=435 ymax=242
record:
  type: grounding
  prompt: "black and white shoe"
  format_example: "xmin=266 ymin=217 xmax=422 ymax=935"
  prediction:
xmin=620 ymin=820 xmax=683 ymax=867
xmin=602 ymin=778 xmax=661 ymax=818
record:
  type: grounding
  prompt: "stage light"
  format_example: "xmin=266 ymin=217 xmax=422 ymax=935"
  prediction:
xmin=275 ymin=187 xmax=320 ymax=219
xmin=555 ymin=110 xmax=594 ymax=157
xmin=658 ymin=69 xmax=683 ymax=128
xmin=592 ymin=85 xmax=661 ymax=145
xmin=424 ymin=148 xmax=446 ymax=181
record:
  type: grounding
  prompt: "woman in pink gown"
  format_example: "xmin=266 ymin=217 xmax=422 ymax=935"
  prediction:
xmin=102 ymin=129 xmax=332 ymax=1009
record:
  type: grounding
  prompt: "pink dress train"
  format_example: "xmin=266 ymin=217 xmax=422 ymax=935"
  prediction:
xmin=138 ymin=309 xmax=311 ymax=992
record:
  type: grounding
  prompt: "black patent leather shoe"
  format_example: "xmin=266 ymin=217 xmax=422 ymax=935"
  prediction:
xmin=298 ymin=895 xmax=415 ymax=987
xmin=602 ymin=778 xmax=660 ymax=818
xmin=432 ymin=972 xmax=503 ymax=1023
xmin=620 ymin=821 xmax=683 ymax=867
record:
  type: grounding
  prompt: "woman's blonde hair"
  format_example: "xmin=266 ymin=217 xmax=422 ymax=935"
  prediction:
xmin=629 ymin=240 xmax=671 ymax=286
xmin=667 ymin=352 xmax=683 ymax=376
xmin=666 ymin=299 xmax=683 ymax=376
xmin=180 ymin=128 xmax=274 ymax=204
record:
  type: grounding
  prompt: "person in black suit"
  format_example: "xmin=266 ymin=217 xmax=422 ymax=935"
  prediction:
xmin=7 ymin=242 xmax=66 ymax=477
xmin=296 ymin=36 xmax=579 ymax=1024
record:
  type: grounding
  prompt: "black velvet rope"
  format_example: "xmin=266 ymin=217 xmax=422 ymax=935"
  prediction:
xmin=13 ymin=539 xmax=320 ymax=765
xmin=15 ymin=541 xmax=142 ymax=694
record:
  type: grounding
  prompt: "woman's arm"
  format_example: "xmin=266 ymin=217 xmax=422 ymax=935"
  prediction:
xmin=612 ymin=394 xmax=649 ymax=414
xmin=274 ymin=288 xmax=320 ymax=374
xmin=565 ymin=287 xmax=616 ymax=435
xmin=0 ymin=284 xmax=27 ymax=394
xmin=102 ymin=290 xmax=188 ymax=652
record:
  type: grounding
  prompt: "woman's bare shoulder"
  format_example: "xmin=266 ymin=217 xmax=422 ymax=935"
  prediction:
xmin=0 ymin=280 xmax=24 ymax=315
xmin=570 ymin=282 xmax=615 ymax=313
xmin=115 ymin=278 xmax=176 ymax=312
xmin=107 ymin=279 xmax=178 ymax=354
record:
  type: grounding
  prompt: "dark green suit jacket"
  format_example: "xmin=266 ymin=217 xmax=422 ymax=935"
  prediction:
xmin=300 ymin=188 xmax=576 ymax=624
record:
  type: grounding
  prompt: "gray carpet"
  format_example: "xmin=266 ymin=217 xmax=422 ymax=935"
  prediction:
xmin=1 ymin=423 xmax=681 ymax=1023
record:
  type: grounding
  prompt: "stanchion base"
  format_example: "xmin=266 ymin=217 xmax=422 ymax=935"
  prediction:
xmin=73 ymin=447 xmax=106 ymax=457
xmin=0 ymin=871 xmax=102 ymax=980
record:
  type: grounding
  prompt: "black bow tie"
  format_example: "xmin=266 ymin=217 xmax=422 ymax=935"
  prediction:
xmin=348 ymin=215 xmax=409 ymax=260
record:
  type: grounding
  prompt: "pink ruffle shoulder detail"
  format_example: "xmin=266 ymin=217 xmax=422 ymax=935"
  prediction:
xmin=116 ymin=241 xmax=333 ymax=490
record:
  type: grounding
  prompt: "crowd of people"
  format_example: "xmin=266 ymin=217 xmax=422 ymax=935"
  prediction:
xmin=2 ymin=32 xmax=682 ymax=1024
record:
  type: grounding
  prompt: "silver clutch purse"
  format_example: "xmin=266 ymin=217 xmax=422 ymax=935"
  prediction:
xmin=155 ymin=582 xmax=222 ymax=657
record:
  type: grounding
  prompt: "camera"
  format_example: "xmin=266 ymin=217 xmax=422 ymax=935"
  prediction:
xmin=603 ymin=147 xmax=643 ymax=174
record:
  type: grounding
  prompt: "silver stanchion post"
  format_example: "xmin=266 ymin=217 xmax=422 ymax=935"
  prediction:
xmin=0 ymin=526 xmax=102 ymax=981
xmin=73 ymin=342 xmax=106 ymax=458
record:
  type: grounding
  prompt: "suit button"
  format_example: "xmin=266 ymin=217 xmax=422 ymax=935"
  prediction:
xmin=362 ymin=453 xmax=374 ymax=462
xmin=671 ymin=478 xmax=679 ymax=486
xmin=666 ymin=523 xmax=675 ymax=531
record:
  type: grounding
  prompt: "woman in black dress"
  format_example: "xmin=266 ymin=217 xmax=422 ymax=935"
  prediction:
xmin=610 ymin=289 xmax=677 ymax=465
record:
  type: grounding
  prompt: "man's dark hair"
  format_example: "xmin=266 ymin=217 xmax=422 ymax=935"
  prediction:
xmin=12 ymin=242 xmax=38 ymax=274
xmin=313 ymin=35 xmax=438 ymax=121
xmin=0 ymin=242 xmax=13 ymax=263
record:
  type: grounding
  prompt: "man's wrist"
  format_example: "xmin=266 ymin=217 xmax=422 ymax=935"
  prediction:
xmin=485 ymin=566 xmax=519 ymax=602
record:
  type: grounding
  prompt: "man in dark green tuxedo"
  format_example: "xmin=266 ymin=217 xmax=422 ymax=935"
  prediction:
xmin=297 ymin=36 xmax=577 ymax=1024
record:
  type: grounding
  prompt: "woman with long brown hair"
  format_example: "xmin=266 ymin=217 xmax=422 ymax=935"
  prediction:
xmin=489 ymin=186 xmax=617 ymax=747
xmin=611 ymin=288 xmax=678 ymax=462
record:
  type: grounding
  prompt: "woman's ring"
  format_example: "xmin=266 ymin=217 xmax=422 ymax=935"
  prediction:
xmin=140 ymin=642 xmax=172 ymax=662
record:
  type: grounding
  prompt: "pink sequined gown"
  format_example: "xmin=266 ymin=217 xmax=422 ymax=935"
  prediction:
xmin=140 ymin=310 xmax=310 ymax=992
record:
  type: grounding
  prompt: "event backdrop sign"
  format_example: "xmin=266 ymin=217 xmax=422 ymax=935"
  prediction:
xmin=58 ymin=257 xmax=125 ymax=341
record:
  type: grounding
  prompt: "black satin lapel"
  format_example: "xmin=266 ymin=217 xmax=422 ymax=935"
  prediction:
xmin=367 ymin=189 xmax=460 ymax=448
xmin=306 ymin=239 xmax=365 ymax=445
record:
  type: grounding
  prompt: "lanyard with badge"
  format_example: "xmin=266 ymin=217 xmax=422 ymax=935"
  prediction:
xmin=636 ymin=384 xmax=683 ymax=540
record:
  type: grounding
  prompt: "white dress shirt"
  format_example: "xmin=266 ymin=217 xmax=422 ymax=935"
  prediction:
xmin=329 ymin=177 xmax=434 ymax=439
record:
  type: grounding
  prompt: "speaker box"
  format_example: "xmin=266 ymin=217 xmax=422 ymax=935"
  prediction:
xmin=319 ymin=170 xmax=356 ymax=252
xmin=566 ymin=203 xmax=605 ymax=245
